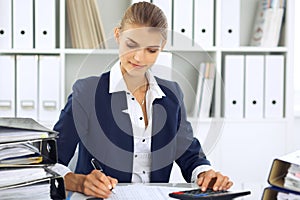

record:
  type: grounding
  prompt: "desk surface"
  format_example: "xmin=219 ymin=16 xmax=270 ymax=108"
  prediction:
xmin=67 ymin=183 xmax=199 ymax=200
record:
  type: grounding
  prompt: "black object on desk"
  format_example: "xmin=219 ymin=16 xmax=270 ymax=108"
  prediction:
xmin=169 ymin=188 xmax=251 ymax=200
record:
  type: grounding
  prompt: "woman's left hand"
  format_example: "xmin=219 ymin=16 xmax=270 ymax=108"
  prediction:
xmin=197 ymin=169 xmax=233 ymax=192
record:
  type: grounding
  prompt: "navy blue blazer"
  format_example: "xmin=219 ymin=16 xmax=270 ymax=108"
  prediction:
xmin=53 ymin=72 xmax=210 ymax=183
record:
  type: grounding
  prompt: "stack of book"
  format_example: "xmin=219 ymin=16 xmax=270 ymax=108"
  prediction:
xmin=262 ymin=150 xmax=300 ymax=200
xmin=0 ymin=118 xmax=65 ymax=200
xmin=192 ymin=62 xmax=215 ymax=118
xmin=250 ymin=0 xmax=285 ymax=47
xmin=66 ymin=0 xmax=106 ymax=49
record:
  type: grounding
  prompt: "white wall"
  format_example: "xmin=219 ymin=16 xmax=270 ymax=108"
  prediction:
xmin=293 ymin=117 xmax=300 ymax=150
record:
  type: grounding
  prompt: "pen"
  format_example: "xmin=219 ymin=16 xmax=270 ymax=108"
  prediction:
xmin=91 ymin=158 xmax=116 ymax=194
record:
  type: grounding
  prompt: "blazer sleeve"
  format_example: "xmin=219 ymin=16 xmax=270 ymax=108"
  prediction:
xmin=174 ymin=82 xmax=211 ymax=182
xmin=53 ymin=94 xmax=80 ymax=166
xmin=53 ymin=77 xmax=94 ymax=166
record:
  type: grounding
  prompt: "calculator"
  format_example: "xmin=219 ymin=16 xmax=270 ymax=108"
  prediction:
xmin=169 ymin=188 xmax=251 ymax=200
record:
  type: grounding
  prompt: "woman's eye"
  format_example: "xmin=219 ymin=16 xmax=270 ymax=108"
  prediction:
xmin=126 ymin=42 xmax=138 ymax=48
xmin=147 ymin=48 xmax=159 ymax=53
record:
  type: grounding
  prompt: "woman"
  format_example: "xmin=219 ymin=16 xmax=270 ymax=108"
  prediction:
xmin=54 ymin=2 xmax=233 ymax=198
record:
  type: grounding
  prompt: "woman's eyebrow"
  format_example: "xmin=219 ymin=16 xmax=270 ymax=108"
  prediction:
xmin=126 ymin=37 xmax=139 ymax=46
xmin=126 ymin=37 xmax=161 ymax=48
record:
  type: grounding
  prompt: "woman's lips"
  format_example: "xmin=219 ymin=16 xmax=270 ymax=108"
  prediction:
xmin=130 ymin=61 xmax=145 ymax=69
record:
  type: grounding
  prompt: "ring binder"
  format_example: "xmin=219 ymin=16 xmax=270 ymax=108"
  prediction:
xmin=0 ymin=166 xmax=65 ymax=199
xmin=0 ymin=117 xmax=65 ymax=199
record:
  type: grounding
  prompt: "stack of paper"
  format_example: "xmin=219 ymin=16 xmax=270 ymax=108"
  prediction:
xmin=0 ymin=143 xmax=42 ymax=165
xmin=284 ymin=163 xmax=300 ymax=192
xmin=0 ymin=184 xmax=51 ymax=200
xmin=0 ymin=117 xmax=66 ymax=199
xmin=0 ymin=128 xmax=49 ymax=143
xmin=66 ymin=0 xmax=106 ymax=49
xmin=0 ymin=167 xmax=63 ymax=200
xmin=277 ymin=191 xmax=300 ymax=200
xmin=262 ymin=150 xmax=300 ymax=200
xmin=0 ymin=168 xmax=50 ymax=188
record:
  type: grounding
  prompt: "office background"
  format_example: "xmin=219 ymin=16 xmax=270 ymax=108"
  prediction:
xmin=0 ymin=0 xmax=299 ymax=199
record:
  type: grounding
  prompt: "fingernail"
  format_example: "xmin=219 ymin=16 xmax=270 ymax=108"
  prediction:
xmin=108 ymin=185 xmax=112 ymax=190
xmin=201 ymin=187 xmax=206 ymax=191
xmin=214 ymin=187 xmax=218 ymax=191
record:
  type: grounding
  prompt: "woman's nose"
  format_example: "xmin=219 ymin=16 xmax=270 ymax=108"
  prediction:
xmin=133 ymin=48 xmax=145 ymax=62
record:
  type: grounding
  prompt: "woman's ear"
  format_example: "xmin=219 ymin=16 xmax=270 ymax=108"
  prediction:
xmin=114 ymin=27 xmax=120 ymax=44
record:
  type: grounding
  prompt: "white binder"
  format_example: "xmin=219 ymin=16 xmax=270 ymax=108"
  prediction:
xmin=173 ymin=0 xmax=193 ymax=48
xmin=151 ymin=52 xmax=172 ymax=81
xmin=223 ymin=55 xmax=244 ymax=118
xmin=264 ymin=55 xmax=284 ymax=118
xmin=152 ymin=0 xmax=172 ymax=48
xmin=194 ymin=0 xmax=214 ymax=48
xmin=199 ymin=63 xmax=215 ymax=118
xmin=35 ymin=0 xmax=56 ymax=49
xmin=38 ymin=56 xmax=60 ymax=122
xmin=220 ymin=0 xmax=240 ymax=47
xmin=13 ymin=0 xmax=33 ymax=49
xmin=192 ymin=62 xmax=206 ymax=117
xmin=16 ymin=55 xmax=38 ymax=119
xmin=0 ymin=0 xmax=12 ymax=49
xmin=245 ymin=55 xmax=264 ymax=118
xmin=0 ymin=56 xmax=15 ymax=117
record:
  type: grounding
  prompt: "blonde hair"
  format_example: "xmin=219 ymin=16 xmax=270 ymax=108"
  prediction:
xmin=119 ymin=2 xmax=168 ymax=40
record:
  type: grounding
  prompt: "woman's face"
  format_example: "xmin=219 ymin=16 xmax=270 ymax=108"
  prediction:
xmin=115 ymin=24 xmax=166 ymax=77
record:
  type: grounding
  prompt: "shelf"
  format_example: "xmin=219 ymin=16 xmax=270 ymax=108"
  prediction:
xmin=220 ymin=46 xmax=288 ymax=53
xmin=0 ymin=49 xmax=61 ymax=55
xmin=165 ymin=47 xmax=218 ymax=52
xmin=63 ymin=48 xmax=119 ymax=55
xmin=188 ymin=117 xmax=288 ymax=124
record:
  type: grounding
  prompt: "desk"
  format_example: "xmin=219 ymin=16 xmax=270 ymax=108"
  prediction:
xmin=67 ymin=183 xmax=198 ymax=200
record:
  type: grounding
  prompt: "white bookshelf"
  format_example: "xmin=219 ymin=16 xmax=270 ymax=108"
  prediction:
xmin=0 ymin=0 xmax=295 ymax=199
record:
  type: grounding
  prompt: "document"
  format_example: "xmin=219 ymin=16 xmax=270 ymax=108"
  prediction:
xmin=0 ymin=143 xmax=40 ymax=163
xmin=284 ymin=163 xmax=300 ymax=193
xmin=277 ymin=192 xmax=300 ymax=200
xmin=0 ymin=167 xmax=50 ymax=188
xmin=0 ymin=128 xmax=48 ymax=143
xmin=0 ymin=117 xmax=56 ymax=143
xmin=0 ymin=183 xmax=51 ymax=200
xmin=0 ymin=117 xmax=56 ymax=133
xmin=70 ymin=185 xmax=193 ymax=200
xmin=192 ymin=63 xmax=206 ymax=117
xmin=199 ymin=63 xmax=215 ymax=118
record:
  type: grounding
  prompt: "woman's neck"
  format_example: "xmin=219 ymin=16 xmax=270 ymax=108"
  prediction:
xmin=123 ymin=74 xmax=148 ymax=94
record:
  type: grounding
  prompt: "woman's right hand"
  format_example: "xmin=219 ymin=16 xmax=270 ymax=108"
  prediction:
xmin=64 ymin=170 xmax=118 ymax=198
